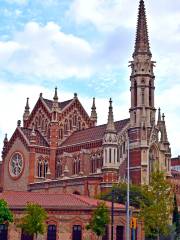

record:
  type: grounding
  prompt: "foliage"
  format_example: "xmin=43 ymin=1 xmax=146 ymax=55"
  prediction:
xmin=139 ymin=170 xmax=173 ymax=239
xmin=86 ymin=202 xmax=110 ymax=237
xmin=0 ymin=199 xmax=13 ymax=224
xmin=100 ymin=182 xmax=152 ymax=208
xmin=18 ymin=203 xmax=47 ymax=239
xmin=173 ymin=194 xmax=180 ymax=239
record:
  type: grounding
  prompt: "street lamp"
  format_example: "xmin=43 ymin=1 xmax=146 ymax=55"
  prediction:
xmin=126 ymin=136 xmax=130 ymax=240
xmin=111 ymin=188 xmax=114 ymax=240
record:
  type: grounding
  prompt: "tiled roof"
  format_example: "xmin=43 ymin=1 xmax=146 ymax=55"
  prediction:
xmin=61 ymin=119 xmax=129 ymax=147
xmin=0 ymin=191 xmax=125 ymax=210
xmin=20 ymin=128 xmax=49 ymax=147
xmin=43 ymin=98 xmax=73 ymax=110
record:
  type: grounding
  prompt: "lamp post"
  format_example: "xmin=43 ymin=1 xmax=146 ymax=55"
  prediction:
xmin=126 ymin=137 xmax=130 ymax=240
xmin=111 ymin=188 xmax=114 ymax=240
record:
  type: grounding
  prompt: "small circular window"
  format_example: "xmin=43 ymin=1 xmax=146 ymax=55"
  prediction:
xmin=9 ymin=152 xmax=23 ymax=178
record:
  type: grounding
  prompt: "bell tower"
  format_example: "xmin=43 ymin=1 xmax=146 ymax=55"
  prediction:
xmin=128 ymin=0 xmax=156 ymax=184
xmin=129 ymin=0 xmax=156 ymax=128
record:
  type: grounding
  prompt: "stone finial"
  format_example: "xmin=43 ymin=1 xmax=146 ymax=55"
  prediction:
xmin=23 ymin=97 xmax=30 ymax=121
xmin=133 ymin=0 xmax=151 ymax=57
xmin=53 ymin=87 xmax=58 ymax=102
xmin=158 ymin=108 xmax=161 ymax=122
xmin=162 ymin=113 xmax=165 ymax=122
xmin=90 ymin=97 xmax=97 ymax=124
xmin=30 ymin=125 xmax=36 ymax=144
xmin=17 ymin=120 xmax=21 ymax=127
xmin=106 ymin=98 xmax=116 ymax=132
xmin=74 ymin=93 xmax=77 ymax=98
xmin=3 ymin=133 xmax=8 ymax=145
xmin=39 ymin=93 xmax=43 ymax=98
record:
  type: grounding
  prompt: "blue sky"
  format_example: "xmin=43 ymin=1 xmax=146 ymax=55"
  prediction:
xmin=0 ymin=0 xmax=180 ymax=157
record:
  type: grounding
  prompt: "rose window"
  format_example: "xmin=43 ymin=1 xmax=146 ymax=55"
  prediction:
xmin=9 ymin=153 xmax=23 ymax=177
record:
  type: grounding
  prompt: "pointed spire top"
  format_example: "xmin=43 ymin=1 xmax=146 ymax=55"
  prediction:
xmin=53 ymin=87 xmax=58 ymax=102
xmin=106 ymin=98 xmax=116 ymax=132
xmin=25 ymin=97 xmax=30 ymax=111
xmin=90 ymin=97 xmax=97 ymax=124
xmin=3 ymin=133 xmax=8 ymax=144
xmin=158 ymin=108 xmax=161 ymax=122
xmin=133 ymin=0 xmax=151 ymax=57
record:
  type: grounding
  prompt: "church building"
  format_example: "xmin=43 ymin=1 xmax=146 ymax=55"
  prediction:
xmin=0 ymin=0 xmax=171 ymax=197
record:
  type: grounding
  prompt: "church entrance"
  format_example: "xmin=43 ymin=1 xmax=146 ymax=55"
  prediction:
xmin=47 ymin=225 xmax=56 ymax=240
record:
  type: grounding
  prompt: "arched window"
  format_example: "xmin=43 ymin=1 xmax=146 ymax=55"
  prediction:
xmin=38 ymin=114 xmax=42 ymax=127
xmin=59 ymin=128 xmax=63 ymax=140
xmin=134 ymin=80 xmax=137 ymax=107
xmin=78 ymin=121 xmax=81 ymax=130
xmin=105 ymin=149 xmax=107 ymax=163
xmin=72 ymin=225 xmax=82 ymax=240
xmin=73 ymin=114 xmax=77 ymax=126
xmin=37 ymin=160 xmax=43 ymax=178
xmin=0 ymin=224 xmax=8 ymax=240
xmin=109 ymin=148 xmax=112 ymax=163
xmin=134 ymin=112 xmax=136 ymax=124
xmin=73 ymin=158 xmax=80 ymax=175
xmin=64 ymin=119 xmax=68 ymax=134
xmin=44 ymin=160 xmax=48 ymax=178
xmin=91 ymin=155 xmax=96 ymax=173
xmin=114 ymin=149 xmax=116 ymax=163
xmin=56 ymin=159 xmax=62 ymax=178
xmin=47 ymin=225 xmax=56 ymax=240
xmin=141 ymin=88 xmax=145 ymax=105
xmin=69 ymin=119 xmax=72 ymax=130
xmin=41 ymin=119 xmax=45 ymax=130
xmin=82 ymin=123 xmax=85 ymax=130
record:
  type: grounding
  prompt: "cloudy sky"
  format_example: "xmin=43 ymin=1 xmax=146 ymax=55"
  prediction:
xmin=0 ymin=0 xmax=180 ymax=157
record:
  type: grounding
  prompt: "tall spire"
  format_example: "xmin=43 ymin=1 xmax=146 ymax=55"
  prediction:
xmin=106 ymin=98 xmax=116 ymax=132
xmin=133 ymin=0 xmax=151 ymax=57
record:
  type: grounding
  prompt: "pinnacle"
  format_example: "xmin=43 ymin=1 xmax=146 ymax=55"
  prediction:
xmin=53 ymin=87 xmax=58 ymax=101
xmin=133 ymin=0 xmax=152 ymax=57
xmin=25 ymin=97 xmax=30 ymax=111
xmin=106 ymin=98 xmax=116 ymax=132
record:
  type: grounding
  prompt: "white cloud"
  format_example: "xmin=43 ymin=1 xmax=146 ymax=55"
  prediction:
xmin=0 ymin=22 xmax=93 ymax=80
xmin=67 ymin=0 xmax=137 ymax=32
xmin=156 ymin=84 xmax=180 ymax=157
xmin=0 ymin=80 xmax=74 ymax=160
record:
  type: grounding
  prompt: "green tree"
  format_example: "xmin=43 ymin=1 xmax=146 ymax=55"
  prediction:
xmin=139 ymin=170 xmax=173 ymax=240
xmin=100 ymin=183 xmax=151 ymax=208
xmin=86 ymin=202 xmax=110 ymax=239
xmin=0 ymin=199 xmax=13 ymax=224
xmin=173 ymin=194 xmax=180 ymax=239
xmin=18 ymin=203 xmax=47 ymax=240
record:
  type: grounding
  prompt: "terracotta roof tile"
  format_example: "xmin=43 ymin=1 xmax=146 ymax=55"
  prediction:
xmin=43 ymin=98 xmax=73 ymax=110
xmin=0 ymin=191 xmax=125 ymax=210
xmin=20 ymin=128 xmax=49 ymax=147
xmin=61 ymin=118 xmax=129 ymax=147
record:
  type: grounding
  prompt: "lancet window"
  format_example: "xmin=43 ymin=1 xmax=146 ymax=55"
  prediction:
xmin=37 ymin=158 xmax=49 ymax=178
xmin=56 ymin=159 xmax=62 ymax=178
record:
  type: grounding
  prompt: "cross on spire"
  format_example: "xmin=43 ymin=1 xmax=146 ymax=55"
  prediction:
xmin=133 ymin=0 xmax=151 ymax=57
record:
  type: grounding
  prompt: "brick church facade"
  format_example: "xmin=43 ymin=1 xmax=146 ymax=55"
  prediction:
xmin=0 ymin=0 xmax=172 ymax=197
